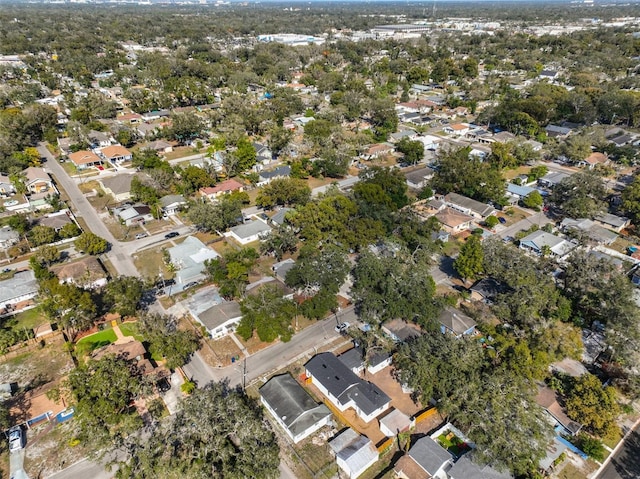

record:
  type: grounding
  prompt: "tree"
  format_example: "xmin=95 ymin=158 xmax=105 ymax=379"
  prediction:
xmin=357 ymin=166 xmax=409 ymax=210
xmin=454 ymin=235 xmax=484 ymax=281
xmin=236 ymin=284 xmax=296 ymax=342
xmin=116 ymin=383 xmax=279 ymax=479
xmin=622 ymin=174 xmax=640 ymax=226
xmin=7 ymin=214 xmax=29 ymax=235
xmin=39 ymin=278 xmax=96 ymax=339
xmin=75 ymin=231 xmax=108 ymax=255
xmin=565 ymin=373 xmax=621 ymax=437
xmin=32 ymin=244 xmax=61 ymax=266
xmin=523 ymin=190 xmax=544 ymax=210
xmin=103 ymin=276 xmax=145 ymax=317
xmin=255 ymin=177 xmax=311 ymax=209
xmin=187 ymin=194 xmax=243 ymax=233
xmin=396 ymin=137 xmax=424 ymax=165
xmin=168 ymin=112 xmax=205 ymax=144
xmin=59 ymin=221 xmax=81 ymax=239
xmin=233 ymin=136 xmax=257 ymax=173
xmin=180 ymin=164 xmax=214 ymax=193
xmin=260 ymin=224 xmax=298 ymax=261
xmin=267 ymin=125 xmax=293 ymax=157
xmin=549 ymin=171 xmax=606 ymax=219
xmin=138 ymin=313 xmax=199 ymax=369
xmin=29 ymin=225 xmax=56 ymax=246
xmin=285 ymin=245 xmax=349 ymax=296
xmin=485 ymin=215 xmax=499 ymax=229
xmin=68 ymin=355 xmax=146 ymax=448
xmin=205 ymin=247 xmax=258 ymax=299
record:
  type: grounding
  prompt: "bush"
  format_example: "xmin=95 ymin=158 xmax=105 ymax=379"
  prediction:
xmin=578 ymin=435 xmax=606 ymax=462
xmin=181 ymin=380 xmax=196 ymax=395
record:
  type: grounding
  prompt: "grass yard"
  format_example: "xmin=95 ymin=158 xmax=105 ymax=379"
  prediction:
xmin=75 ymin=329 xmax=117 ymax=356
xmin=291 ymin=440 xmax=337 ymax=479
xmin=9 ymin=307 xmax=48 ymax=331
xmin=119 ymin=322 xmax=143 ymax=341
xmin=503 ymin=165 xmax=532 ymax=180
xmin=437 ymin=432 xmax=471 ymax=457
xmin=132 ymin=246 xmax=174 ymax=282
xmin=0 ymin=335 xmax=73 ymax=386
xmin=602 ymin=428 xmax=623 ymax=449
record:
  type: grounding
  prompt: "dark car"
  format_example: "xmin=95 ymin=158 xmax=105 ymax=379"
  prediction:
xmin=164 ymin=232 xmax=179 ymax=239
xmin=498 ymin=217 xmax=507 ymax=224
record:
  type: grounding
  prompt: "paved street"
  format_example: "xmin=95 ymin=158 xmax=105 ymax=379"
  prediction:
xmin=596 ymin=423 xmax=640 ymax=479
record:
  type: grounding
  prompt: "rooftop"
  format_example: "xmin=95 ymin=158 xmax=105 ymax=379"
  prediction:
xmin=444 ymin=192 xmax=495 ymax=217
xmin=228 ymin=219 xmax=271 ymax=240
xmin=0 ymin=270 xmax=38 ymax=304
xmin=438 ymin=307 xmax=476 ymax=335
xmin=408 ymin=436 xmax=453 ymax=476
xmin=197 ymin=301 xmax=242 ymax=331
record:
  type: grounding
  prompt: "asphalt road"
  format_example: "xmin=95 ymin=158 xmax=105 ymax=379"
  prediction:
xmin=597 ymin=424 xmax=640 ymax=479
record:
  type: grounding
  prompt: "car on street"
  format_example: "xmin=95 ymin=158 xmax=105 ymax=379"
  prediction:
xmin=8 ymin=426 xmax=23 ymax=452
xmin=164 ymin=232 xmax=179 ymax=239
xmin=135 ymin=233 xmax=148 ymax=239
xmin=335 ymin=322 xmax=350 ymax=333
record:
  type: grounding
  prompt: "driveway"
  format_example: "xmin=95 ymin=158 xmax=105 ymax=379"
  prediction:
xmin=10 ymin=448 xmax=30 ymax=479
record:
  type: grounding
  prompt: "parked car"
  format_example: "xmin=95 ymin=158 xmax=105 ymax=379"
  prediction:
xmin=135 ymin=233 xmax=148 ymax=240
xmin=8 ymin=427 xmax=23 ymax=452
xmin=498 ymin=217 xmax=507 ymax=224
xmin=164 ymin=232 xmax=179 ymax=239
xmin=335 ymin=322 xmax=350 ymax=333
xmin=183 ymin=281 xmax=198 ymax=290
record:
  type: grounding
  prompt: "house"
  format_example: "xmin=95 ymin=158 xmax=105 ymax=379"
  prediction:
xmin=140 ymin=140 xmax=173 ymax=154
xmin=560 ymin=218 xmax=618 ymax=245
xmin=405 ymin=167 xmax=435 ymax=189
xmin=57 ymin=137 xmax=74 ymax=155
xmin=438 ymin=307 xmax=476 ymax=338
xmin=68 ymin=150 xmax=103 ymax=170
xmin=116 ymin=112 xmax=142 ymax=124
xmin=51 ymin=256 xmax=108 ymax=289
xmin=539 ymin=437 xmax=569 ymax=474
xmin=338 ymin=347 xmax=365 ymax=375
xmin=545 ymin=124 xmax=572 ymax=138
xmin=582 ymin=152 xmax=609 ymax=169
xmin=539 ymin=69 xmax=559 ymax=80
xmin=87 ymin=130 xmax=112 ymax=148
xmin=506 ymin=183 xmax=537 ymax=203
xmin=305 ymin=352 xmax=391 ymax=423
xmin=493 ymin=131 xmax=516 ymax=143
xmin=92 ymin=339 xmax=160 ymax=376
xmin=390 ymin=130 xmax=418 ymax=143
xmin=168 ymin=236 xmax=219 ymax=292
xmin=225 ymin=219 xmax=272 ymax=245
xmin=192 ymin=300 xmax=242 ymax=339
xmin=99 ymin=145 xmax=133 ymax=166
xmin=270 ymin=207 xmax=293 ymax=226
xmin=368 ymin=351 xmax=392 ymax=374
xmin=469 ymin=278 xmax=508 ymax=303
xmin=199 ymin=179 xmax=244 ymax=201
xmin=538 ymin=171 xmax=570 ymax=189
xmin=99 ymin=174 xmax=135 ymax=203
xmin=0 ymin=270 xmax=38 ymax=315
xmin=159 ymin=194 xmax=186 ymax=217
xmin=466 ymin=128 xmax=494 ymax=144
xmin=115 ymin=204 xmax=154 ymax=226
xmin=253 ymin=142 xmax=273 ymax=163
xmin=136 ymin=122 xmax=161 ymax=138
xmin=329 ymin=428 xmax=378 ymax=479
xmin=257 ymin=165 xmax=291 ymax=186
xmin=394 ymin=436 xmax=453 ymax=479
xmin=382 ymin=319 xmax=422 ymax=343
xmin=448 ymin=456 xmax=513 ymax=479
xmin=444 ymin=193 xmax=495 ymax=220
xmin=260 ymin=374 xmax=332 ymax=444
xmin=24 ymin=167 xmax=54 ymax=195
xmin=594 ymin=212 xmax=630 ymax=232
xmin=246 ymin=277 xmax=294 ymax=300
xmin=535 ymin=385 xmax=582 ymax=436
xmin=519 ymin=230 xmax=577 ymax=257
xmin=35 ymin=210 xmax=74 ymax=232
xmin=362 ymin=143 xmax=394 ymax=160
xmin=443 ymin=123 xmax=470 ymax=136
xmin=0 ymin=175 xmax=15 ymax=196
xmin=0 ymin=226 xmax=19 ymax=249
xmin=435 ymin=208 xmax=474 ymax=234
xmin=379 ymin=408 xmax=412 ymax=438
xmin=272 ymin=258 xmax=296 ymax=282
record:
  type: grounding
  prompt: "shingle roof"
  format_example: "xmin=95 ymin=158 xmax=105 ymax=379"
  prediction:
xmin=69 ymin=150 xmax=102 ymax=165
xmin=408 ymin=437 xmax=452 ymax=476
xmin=197 ymin=301 xmax=242 ymax=331
xmin=101 ymin=145 xmax=131 ymax=159
xmin=0 ymin=270 xmax=37 ymax=304
xmin=100 ymin=174 xmax=134 ymax=196
xmin=438 ymin=307 xmax=476 ymax=335
xmin=329 ymin=428 xmax=378 ymax=474
xmin=444 ymin=193 xmax=494 ymax=217
xmin=228 ymin=219 xmax=271 ymax=240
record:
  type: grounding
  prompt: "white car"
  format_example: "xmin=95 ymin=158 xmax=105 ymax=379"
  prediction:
xmin=335 ymin=322 xmax=350 ymax=334
xmin=8 ymin=427 xmax=23 ymax=452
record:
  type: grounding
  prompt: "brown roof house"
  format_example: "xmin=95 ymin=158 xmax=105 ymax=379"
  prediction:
xmin=99 ymin=174 xmax=135 ymax=203
xmin=535 ymin=385 xmax=582 ymax=436
xmin=24 ymin=167 xmax=55 ymax=195
xmin=435 ymin=208 xmax=474 ymax=234
xmin=68 ymin=150 xmax=103 ymax=170
xmin=51 ymin=256 xmax=108 ymax=289
xmin=99 ymin=145 xmax=133 ymax=166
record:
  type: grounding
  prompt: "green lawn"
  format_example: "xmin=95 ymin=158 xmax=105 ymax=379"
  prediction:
xmin=10 ymin=307 xmax=48 ymax=331
xmin=438 ymin=432 xmax=470 ymax=457
xmin=76 ymin=329 xmax=117 ymax=356
xmin=119 ymin=322 xmax=143 ymax=341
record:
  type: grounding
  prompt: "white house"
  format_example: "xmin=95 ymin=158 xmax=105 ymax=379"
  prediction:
xmin=443 ymin=123 xmax=470 ymax=136
xmin=193 ymin=301 xmax=242 ymax=339
xmin=225 ymin=219 xmax=272 ymax=245
xmin=0 ymin=270 xmax=38 ymax=315
xmin=329 ymin=428 xmax=378 ymax=479
xmin=519 ymin=230 xmax=577 ymax=257
xmin=260 ymin=374 xmax=332 ymax=444
xmin=159 ymin=194 xmax=187 ymax=217
xmin=99 ymin=145 xmax=133 ymax=166
xmin=394 ymin=436 xmax=453 ymax=479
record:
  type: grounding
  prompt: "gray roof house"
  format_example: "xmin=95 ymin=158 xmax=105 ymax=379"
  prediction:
xmin=382 ymin=319 xmax=422 ymax=343
xmin=538 ymin=171 xmax=571 ymax=188
xmin=168 ymin=236 xmax=219 ymax=292
xmin=469 ymin=278 xmax=509 ymax=303
xmin=438 ymin=307 xmax=476 ymax=338
xmin=159 ymin=194 xmax=187 ymax=216
xmin=594 ymin=212 xmax=630 ymax=232
xmin=270 ymin=207 xmax=292 ymax=226
xmin=260 ymin=373 xmax=332 ymax=444
xmin=329 ymin=428 xmax=378 ymax=479
xmin=272 ymin=258 xmax=296 ymax=283
xmin=305 ymin=352 xmax=391 ymax=423
xmin=115 ymin=204 xmax=154 ymax=226
xmin=338 ymin=347 xmax=365 ymax=375
xmin=519 ymin=230 xmax=577 ymax=257
xmin=560 ymin=218 xmax=618 ymax=245
xmin=257 ymin=165 xmax=291 ymax=186
xmin=0 ymin=270 xmax=38 ymax=314
xmin=99 ymin=174 xmax=135 ymax=203
xmin=193 ymin=300 xmax=242 ymax=339
xmin=225 ymin=219 xmax=272 ymax=245
xmin=444 ymin=193 xmax=495 ymax=219
xmin=405 ymin=167 xmax=436 ymax=190
xmin=395 ymin=436 xmax=453 ymax=479
xmin=0 ymin=226 xmax=20 ymax=249
xmin=448 ymin=456 xmax=513 ymax=479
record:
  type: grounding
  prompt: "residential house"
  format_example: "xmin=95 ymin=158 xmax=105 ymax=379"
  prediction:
xmin=92 ymin=339 xmax=161 ymax=377
xmin=35 ymin=210 xmax=74 ymax=232
xmin=418 ymin=135 xmax=441 ymax=151
xmin=253 ymin=142 xmax=273 ymax=163
xmin=539 ymin=437 xmax=569 ymax=474
xmin=305 ymin=352 xmax=391 ymax=423
xmin=443 ymin=123 xmax=470 ymax=136
xmin=466 ymin=128 xmax=494 ymax=144
xmin=199 ymin=179 xmax=244 ymax=202
xmin=114 ymin=204 xmax=153 ymax=226
xmin=394 ymin=436 xmax=453 ymax=479
xmin=24 ymin=167 xmax=55 ymax=195
xmin=506 ymin=183 xmax=537 ymax=204
xmin=99 ymin=174 xmax=135 ymax=203
xmin=136 ymin=122 xmax=161 ymax=138
xmin=272 ymin=258 xmax=296 ymax=283
xmin=0 ymin=226 xmax=19 ymax=250
xmin=379 ymin=408 xmax=412 ymax=438
xmin=538 ymin=171 xmax=570 ymax=189
xmin=0 ymin=175 xmax=15 ymax=196
xmin=539 ymin=70 xmax=560 ymax=81
xmin=68 ymin=150 xmax=103 ymax=170
xmin=192 ymin=300 xmax=242 ymax=339
xmin=159 ymin=194 xmax=186 ymax=217
xmin=225 ymin=219 xmax=272 ymax=245
xmin=438 ymin=307 xmax=476 ymax=338
xmin=140 ymin=140 xmax=173 ymax=154
xmin=51 ymin=256 xmax=108 ymax=289
xmin=535 ymin=385 xmax=582 ymax=436
xmin=545 ymin=124 xmax=572 ymax=138
xmin=469 ymin=278 xmax=508 ymax=303
xmin=607 ymin=130 xmax=635 ymax=147
xmin=329 ymin=428 xmax=378 ymax=479
xmin=435 ymin=208 xmax=474 ymax=234
xmin=390 ymin=130 xmax=418 ymax=143
xmin=99 ymin=145 xmax=133 ymax=166
xmin=246 ymin=276 xmax=294 ymax=300
xmin=338 ymin=347 xmax=365 ymax=375
xmin=443 ymin=193 xmax=495 ymax=220
xmin=0 ymin=270 xmax=38 ymax=315
xmin=368 ymin=351 xmax=392 ymax=374
xmin=382 ymin=319 xmax=422 ymax=343
xmin=560 ymin=218 xmax=618 ymax=245
xmin=257 ymin=166 xmax=291 ymax=186
xmin=582 ymin=152 xmax=609 ymax=169
xmin=362 ymin=143 xmax=394 ymax=160
xmin=594 ymin=212 xmax=630 ymax=232
xmin=168 ymin=236 xmax=219 ymax=292
xmin=448 ymin=456 xmax=513 ymax=479
xmin=87 ymin=130 xmax=112 ymax=149
xmin=57 ymin=137 xmax=74 ymax=156
xmin=270 ymin=207 xmax=293 ymax=226
xmin=493 ymin=131 xmax=516 ymax=143
xmin=519 ymin=230 xmax=577 ymax=257
xmin=260 ymin=374 xmax=332 ymax=444
xmin=116 ymin=112 xmax=142 ymax=124
xmin=405 ymin=167 xmax=435 ymax=190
